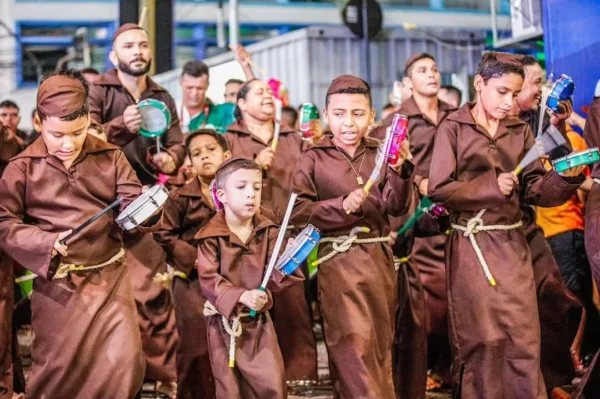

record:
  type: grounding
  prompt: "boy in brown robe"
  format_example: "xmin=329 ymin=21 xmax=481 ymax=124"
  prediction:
xmin=89 ymin=23 xmax=184 ymax=390
xmin=196 ymin=158 xmax=304 ymax=398
xmin=155 ymin=129 xmax=232 ymax=399
xmin=225 ymin=79 xmax=317 ymax=383
xmin=428 ymin=52 xmax=585 ymax=399
xmin=291 ymin=75 xmax=414 ymax=399
xmin=0 ymin=69 xmax=149 ymax=398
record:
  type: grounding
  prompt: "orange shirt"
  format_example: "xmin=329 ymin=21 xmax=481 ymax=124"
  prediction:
xmin=537 ymin=129 xmax=588 ymax=238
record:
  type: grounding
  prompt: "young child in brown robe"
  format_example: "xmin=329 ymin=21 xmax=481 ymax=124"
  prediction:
xmin=0 ymin=69 xmax=150 ymax=398
xmin=291 ymin=75 xmax=414 ymax=399
xmin=428 ymin=52 xmax=586 ymax=399
xmin=155 ymin=129 xmax=232 ymax=399
xmin=196 ymin=158 xmax=304 ymax=399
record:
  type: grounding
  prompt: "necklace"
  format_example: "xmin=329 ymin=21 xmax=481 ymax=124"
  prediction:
xmin=335 ymin=143 xmax=366 ymax=186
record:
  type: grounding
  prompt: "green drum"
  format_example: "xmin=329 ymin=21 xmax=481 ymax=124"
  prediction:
xmin=138 ymin=99 xmax=171 ymax=138
xmin=552 ymin=147 xmax=600 ymax=173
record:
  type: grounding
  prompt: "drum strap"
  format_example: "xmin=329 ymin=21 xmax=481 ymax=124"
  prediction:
xmin=311 ymin=226 xmax=391 ymax=268
xmin=153 ymin=264 xmax=188 ymax=289
xmin=451 ymin=209 xmax=522 ymax=287
xmin=203 ymin=300 xmax=250 ymax=368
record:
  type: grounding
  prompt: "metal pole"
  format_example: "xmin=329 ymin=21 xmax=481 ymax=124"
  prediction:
xmin=361 ymin=0 xmax=371 ymax=83
xmin=229 ymin=0 xmax=239 ymax=47
xmin=216 ymin=0 xmax=226 ymax=48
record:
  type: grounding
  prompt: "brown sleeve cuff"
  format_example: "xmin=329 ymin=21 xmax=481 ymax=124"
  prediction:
xmin=215 ymin=286 xmax=247 ymax=318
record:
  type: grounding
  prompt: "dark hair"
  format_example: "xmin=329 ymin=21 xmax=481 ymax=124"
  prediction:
xmin=475 ymin=52 xmax=525 ymax=83
xmin=182 ymin=61 xmax=209 ymax=79
xmin=404 ymin=53 xmax=436 ymax=77
xmin=80 ymin=67 xmax=100 ymax=75
xmin=88 ymin=121 xmax=106 ymax=134
xmin=0 ymin=100 xmax=19 ymax=111
xmin=518 ymin=55 xmax=539 ymax=67
xmin=36 ymin=69 xmax=90 ymax=121
xmin=234 ymin=79 xmax=258 ymax=122
xmin=216 ymin=158 xmax=261 ymax=189
xmin=325 ymin=80 xmax=372 ymax=108
xmin=440 ymin=85 xmax=461 ymax=99
xmin=185 ymin=128 xmax=229 ymax=158
xmin=282 ymin=106 xmax=298 ymax=126
xmin=382 ymin=102 xmax=395 ymax=110
xmin=226 ymin=78 xmax=244 ymax=86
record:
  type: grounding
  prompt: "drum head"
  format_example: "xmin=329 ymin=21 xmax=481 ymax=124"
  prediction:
xmin=138 ymin=99 xmax=171 ymax=138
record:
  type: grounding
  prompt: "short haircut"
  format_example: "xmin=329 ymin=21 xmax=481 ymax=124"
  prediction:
xmin=475 ymin=52 xmax=525 ymax=83
xmin=0 ymin=100 xmax=19 ymax=111
xmin=282 ymin=106 xmax=298 ymax=125
xmin=36 ymin=69 xmax=90 ymax=121
xmin=440 ymin=85 xmax=461 ymax=99
xmin=80 ymin=67 xmax=100 ymax=75
xmin=518 ymin=55 xmax=539 ymax=67
xmin=226 ymin=78 xmax=244 ymax=86
xmin=404 ymin=53 xmax=436 ymax=77
xmin=234 ymin=79 xmax=258 ymax=121
xmin=181 ymin=61 xmax=209 ymax=79
xmin=216 ymin=158 xmax=261 ymax=189
xmin=185 ymin=128 xmax=229 ymax=158
xmin=325 ymin=79 xmax=372 ymax=108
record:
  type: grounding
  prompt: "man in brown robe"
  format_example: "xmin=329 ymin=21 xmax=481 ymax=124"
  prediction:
xmin=511 ymin=54 xmax=585 ymax=392
xmin=89 ymin=23 xmax=184 ymax=389
xmin=225 ymin=86 xmax=318 ymax=383
xmin=0 ymin=124 xmax=24 ymax=175
xmin=428 ymin=53 xmax=585 ymax=399
xmin=585 ymin=95 xmax=600 ymax=290
xmin=292 ymin=75 xmax=414 ymax=399
xmin=0 ymin=70 xmax=148 ymax=398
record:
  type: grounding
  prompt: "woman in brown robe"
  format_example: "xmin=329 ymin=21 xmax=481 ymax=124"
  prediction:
xmin=291 ymin=75 xmax=414 ymax=398
xmin=428 ymin=53 xmax=585 ymax=399
xmin=0 ymin=71 xmax=148 ymax=398
xmin=224 ymin=79 xmax=317 ymax=383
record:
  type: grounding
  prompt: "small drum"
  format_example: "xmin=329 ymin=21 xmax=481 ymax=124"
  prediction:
xmin=547 ymin=75 xmax=575 ymax=113
xmin=138 ymin=99 xmax=171 ymax=138
xmin=276 ymin=225 xmax=321 ymax=275
xmin=299 ymin=103 xmax=319 ymax=138
xmin=385 ymin=114 xmax=408 ymax=164
xmin=210 ymin=179 xmax=223 ymax=211
xmin=116 ymin=184 xmax=169 ymax=230
xmin=552 ymin=148 xmax=600 ymax=173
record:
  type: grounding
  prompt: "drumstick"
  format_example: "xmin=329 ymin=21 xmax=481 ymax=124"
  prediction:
xmin=138 ymin=6 xmax=147 ymax=27
xmin=228 ymin=44 xmax=267 ymax=76
xmin=513 ymin=125 xmax=567 ymax=176
xmin=249 ymin=192 xmax=298 ymax=318
xmin=156 ymin=136 xmax=161 ymax=155
xmin=536 ymin=86 xmax=550 ymax=139
xmin=271 ymin=98 xmax=282 ymax=151
xmin=59 ymin=198 xmax=123 ymax=245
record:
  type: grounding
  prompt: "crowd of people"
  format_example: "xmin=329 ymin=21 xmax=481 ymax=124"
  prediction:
xmin=0 ymin=21 xmax=598 ymax=399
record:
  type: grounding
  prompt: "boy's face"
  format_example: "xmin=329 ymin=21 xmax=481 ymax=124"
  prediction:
xmin=324 ymin=93 xmax=374 ymax=151
xmin=188 ymin=134 xmax=231 ymax=179
xmin=475 ymin=73 xmax=523 ymax=120
xmin=217 ymin=168 xmax=262 ymax=221
xmin=438 ymin=88 xmax=461 ymax=108
xmin=35 ymin=114 xmax=90 ymax=165
xmin=405 ymin=58 xmax=440 ymax=98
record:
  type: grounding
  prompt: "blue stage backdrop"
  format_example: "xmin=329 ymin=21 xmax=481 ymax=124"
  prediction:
xmin=543 ymin=0 xmax=600 ymax=112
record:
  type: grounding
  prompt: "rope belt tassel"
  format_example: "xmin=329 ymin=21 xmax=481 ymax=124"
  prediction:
xmin=451 ymin=210 xmax=522 ymax=287
xmin=153 ymin=264 xmax=188 ymax=289
xmin=203 ymin=301 xmax=250 ymax=368
xmin=311 ymin=226 xmax=391 ymax=268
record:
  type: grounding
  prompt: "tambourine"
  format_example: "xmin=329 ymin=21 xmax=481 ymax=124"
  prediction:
xmin=299 ymin=103 xmax=319 ymax=138
xmin=116 ymin=184 xmax=169 ymax=230
xmin=275 ymin=224 xmax=321 ymax=275
xmin=138 ymin=99 xmax=171 ymax=138
xmin=547 ymin=75 xmax=575 ymax=114
xmin=210 ymin=179 xmax=223 ymax=211
xmin=385 ymin=114 xmax=408 ymax=165
xmin=552 ymin=148 xmax=600 ymax=173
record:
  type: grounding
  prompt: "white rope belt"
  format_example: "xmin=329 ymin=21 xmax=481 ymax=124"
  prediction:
xmin=154 ymin=264 xmax=188 ymax=289
xmin=311 ymin=226 xmax=391 ymax=268
xmin=203 ymin=300 xmax=250 ymax=368
xmin=15 ymin=248 xmax=126 ymax=283
xmin=451 ymin=210 xmax=522 ymax=287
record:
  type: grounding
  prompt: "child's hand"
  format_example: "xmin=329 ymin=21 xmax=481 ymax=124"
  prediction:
xmin=255 ymin=147 xmax=275 ymax=170
xmin=390 ymin=140 xmax=413 ymax=171
xmin=239 ymin=289 xmax=269 ymax=311
xmin=497 ymin=173 xmax=518 ymax=196
xmin=52 ymin=230 xmax=72 ymax=258
xmin=418 ymin=178 xmax=429 ymax=196
xmin=285 ymin=237 xmax=294 ymax=251
xmin=343 ymin=188 xmax=367 ymax=214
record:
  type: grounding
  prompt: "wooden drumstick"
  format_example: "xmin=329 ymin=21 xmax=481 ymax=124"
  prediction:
xmin=59 ymin=198 xmax=123 ymax=245
xmin=228 ymin=44 xmax=267 ymax=76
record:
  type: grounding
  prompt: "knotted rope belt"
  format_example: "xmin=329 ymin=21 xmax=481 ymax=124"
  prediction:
xmin=153 ymin=264 xmax=188 ymax=289
xmin=203 ymin=300 xmax=250 ymax=368
xmin=451 ymin=209 xmax=522 ymax=286
xmin=15 ymin=248 xmax=126 ymax=283
xmin=311 ymin=226 xmax=391 ymax=267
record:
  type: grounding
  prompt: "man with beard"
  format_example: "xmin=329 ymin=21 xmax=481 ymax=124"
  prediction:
xmin=176 ymin=61 xmax=235 ymax=134
xmin=509 ymin=54 xmax=585 ymax=398
xmin=89 ymin=23 xmax=184 ymax=397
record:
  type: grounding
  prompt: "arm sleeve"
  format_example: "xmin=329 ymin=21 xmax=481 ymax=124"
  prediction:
xmin=89 ymin=85 xmax=139 ymax=147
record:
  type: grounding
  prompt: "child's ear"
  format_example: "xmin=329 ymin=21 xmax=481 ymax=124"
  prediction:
xmin=223 ymin=151 xmax=232 ymax=161
xmin=33 ymin=113 xmax=43 ymax=133
xmin=473 ymin=75 xmax=484 ymax=94
xmin=369 ymin=108 xmax=376 ymax=125
xmin=216 ymin=188 xmax=226 ymax=205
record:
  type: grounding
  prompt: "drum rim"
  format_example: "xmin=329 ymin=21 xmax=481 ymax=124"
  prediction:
xmin=138 ymin=99 xmax=171 ymax=138
xmin=276 ymin=225 xmax=318 ymax=268
xmin=116 ymin=184 xmax=167 ymax=224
